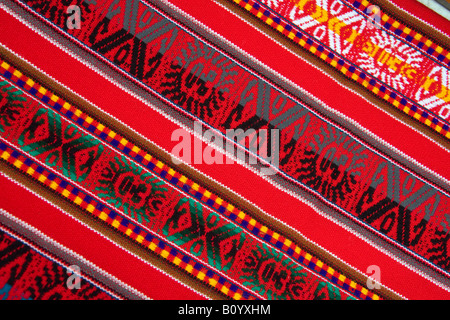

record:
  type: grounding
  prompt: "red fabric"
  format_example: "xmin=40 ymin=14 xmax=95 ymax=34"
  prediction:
xmin=1 ymin=7 xmax=448 ymax=299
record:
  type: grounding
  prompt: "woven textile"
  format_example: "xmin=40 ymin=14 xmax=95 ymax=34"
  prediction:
xmin=0 ymin=0 xmax=449 ymax=300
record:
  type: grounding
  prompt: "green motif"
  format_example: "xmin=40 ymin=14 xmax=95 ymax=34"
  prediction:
xmin=96 ymin=155 xmax=167 ymax=224
xmin=163 ymin=197 xmax=245 ymax=272
xmin=0 ymin=81 xmax=26 ymax=133
xmin=18 ymin=108 xmax=103 ymax=182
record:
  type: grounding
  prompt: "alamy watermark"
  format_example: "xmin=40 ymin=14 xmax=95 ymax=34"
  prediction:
xmin=171 ymin=121 xmax=280 ymax=176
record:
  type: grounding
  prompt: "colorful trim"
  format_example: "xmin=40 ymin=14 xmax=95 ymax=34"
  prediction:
xmin=0 ymin=140 xmax=259 ymax=301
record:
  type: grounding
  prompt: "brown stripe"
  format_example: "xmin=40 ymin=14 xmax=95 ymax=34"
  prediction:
xmin=213 ymin=0 xmax=450 ymax=150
